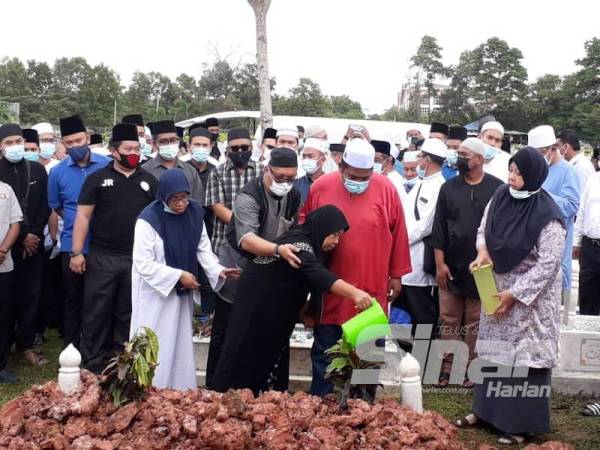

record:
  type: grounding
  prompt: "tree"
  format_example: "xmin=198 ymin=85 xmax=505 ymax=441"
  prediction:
xmin=274 ymin=78 xmax=332 ymax=117
xmin=248 ymin=0 xmax=273 ymax=130
xmin=436 ymin=51 xmax=478 ymax=125
xmin=330 ymin=95 xmax=364 ymax=119
xmin=410 ymin=36 xmax=448 ymax=120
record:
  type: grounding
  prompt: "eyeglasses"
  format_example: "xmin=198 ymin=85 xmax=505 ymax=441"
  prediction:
xmin=168 ymin=194 xmax=190 ymax=205
xmin=156 ymin=137 xmax=180 ymax=146
xmin=229 ymin=145 xmax=250 ymax=152
xmin=270 ymin=171 xmax=296 ymax=184
xmin=39 ymin=138 xmax=56 ymax=144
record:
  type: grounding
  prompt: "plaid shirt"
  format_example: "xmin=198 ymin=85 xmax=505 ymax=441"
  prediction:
xmin=205 ymin=160 xmax=263 ymax=252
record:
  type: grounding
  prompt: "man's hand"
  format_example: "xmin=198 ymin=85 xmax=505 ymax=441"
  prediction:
xmin=572 ymin=246 xmax=581 ymax=260
xmin=180 ymin=271 xmax=200 ymax=290
xmin=219 ymin=268 xmax=242 ymax=280
xmin=0 ymin=250 xmax=6 ymax=265
xmin=278 ymin=244 xmax=301 ymax=269
xmin=436 ymin=263 xmax=453 ymax=291
xmin=22 ymin=233 xmax=40 ymax=257
xmin=388 ymin=278 xmax=402 ymax=301
xmin=492 ymin=290 xmax=515 ymax=318
xmin=351 ymin=289 xmax=372 ymax=311
xmin=69 ymin=254 xmax=86 ymax=274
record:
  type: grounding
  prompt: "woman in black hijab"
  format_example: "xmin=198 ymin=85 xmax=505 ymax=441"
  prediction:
xmin=211 ymin=205 xmax=372 ymax=395
xmin=457 ymin=147 xmax=566 ymax=445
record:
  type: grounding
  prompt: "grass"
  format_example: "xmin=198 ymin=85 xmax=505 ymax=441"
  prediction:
xmin=1 ymin=331 xmax=599 ymax=449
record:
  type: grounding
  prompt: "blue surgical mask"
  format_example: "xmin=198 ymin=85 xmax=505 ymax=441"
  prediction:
xmin=394 ymin=159 xmax=404 ymax=175
xmin=509 ymin=187 xmax=540 ymax=200
xmin=39 ymin=143 xmax=56 ymax=160
xmin=373 ymin=162 xmax=383 ymax=174
xmin=343 ymin=176 xmax=370 ymax=195
xmin=446 ymin=150 xmax=458 ymax=166
xmin=192 ymin=147 xmax=210 ymax=163
xmin=159 ymin=144 xmax=179 ymax=160
xmin=23 ymin=151 xmax=40 ymax=162
xmin=68 ymin=145 xmax=89 ymax=162
xmin=163 ymin=202 xmax=177 ymax=214
xmin=139 ymin=139 xmax=153 ymax=158
xmin=484 ymin=145 xmax=497 ymax=161
xmin=404 ymin=177 xmax=418 ymax=187
xmin=4 ymin=144 xmax=25 ymax=163
xmin=416 ymin=166 xmax=426 ymax=179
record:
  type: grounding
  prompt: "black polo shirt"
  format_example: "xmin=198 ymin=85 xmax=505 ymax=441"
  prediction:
xmin=78 ymin=163 xmax=158 ymax=254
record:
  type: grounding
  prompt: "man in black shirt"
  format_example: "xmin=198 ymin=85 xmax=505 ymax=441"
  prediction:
xmin=70 ymin=123 xmax=157 ymax=373
xmin=430 ymin=137 xmax=502 ymax=388
xmin=0 ymin=124 xmax=50 ymax=367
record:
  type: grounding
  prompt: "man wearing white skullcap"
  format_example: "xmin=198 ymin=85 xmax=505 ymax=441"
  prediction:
xmin=300 ymin=136 xmax=411 ymax=396
xmin=528 ymin=125 xmax=580 ymax=299
xmin=32 ymin=123 xmax=61 ymax=172
xmin=276 ymin=128 xmax=299 ymax=151
xmin=479 ymin=120 xmax=510 ymax=182
xmin=303 ymin=124 xmax=338 ymax=174
xmin=430 ymin=136 xmax=503 ymax=387
xmin=398 ymin=138 xmax=446 ymax=336
xmin=294 ymin=138 xmax=328 ymax=202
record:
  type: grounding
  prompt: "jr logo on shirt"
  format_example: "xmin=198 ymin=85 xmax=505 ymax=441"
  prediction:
xmin=101 ymin=179 xmax=114 ymax=187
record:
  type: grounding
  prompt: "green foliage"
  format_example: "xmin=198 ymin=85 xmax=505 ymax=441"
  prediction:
xmin=324 ymin=339 xmax=382 ymax=410
xmin=101 ymin=327 xmax=159 ymax=408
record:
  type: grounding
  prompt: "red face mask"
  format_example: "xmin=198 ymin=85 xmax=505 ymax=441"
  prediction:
xmin=117 ymin=152 xmax=140 ymax=169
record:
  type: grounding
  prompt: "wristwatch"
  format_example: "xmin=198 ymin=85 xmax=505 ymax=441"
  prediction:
xmin=69 ymin=251 xmax=82 ymax=257
xmin=273 ymin=244 xmax=281 ymax=258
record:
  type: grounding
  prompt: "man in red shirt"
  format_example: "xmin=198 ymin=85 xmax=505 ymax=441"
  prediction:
xmin=300 ymin=137 xmax=412 ymax=395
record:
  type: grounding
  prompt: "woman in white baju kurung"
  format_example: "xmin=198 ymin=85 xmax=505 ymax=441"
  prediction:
xmin=129 ymin=168 xmax=234 ymax=390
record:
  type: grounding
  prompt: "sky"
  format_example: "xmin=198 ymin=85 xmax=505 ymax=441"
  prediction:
xmin=2 ymin=0 xmax=599 ymax=114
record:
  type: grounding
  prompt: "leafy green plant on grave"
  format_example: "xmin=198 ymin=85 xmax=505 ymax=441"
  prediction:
xmin=101 ymin=326 xmax=159 ymax=407
xmin=324 ymin=338 xmax=383 ymax=410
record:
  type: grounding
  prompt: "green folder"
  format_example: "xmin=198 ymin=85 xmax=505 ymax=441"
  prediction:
xmin=471 ymin=264 xmax=499 ymax=315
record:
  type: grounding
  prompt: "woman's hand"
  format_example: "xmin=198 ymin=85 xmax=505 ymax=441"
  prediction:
xmin=180 ymin=271 xmax=200 ymax=290
xmin=469 ymin=247 xmax=493 ymax=272
xmin=492 ymin=290 xmax=515 ymax=318
xmin=351 ymin=289 xmax=372 ymax=312
xmin=219 ymin=268 xmax=241 ymax=280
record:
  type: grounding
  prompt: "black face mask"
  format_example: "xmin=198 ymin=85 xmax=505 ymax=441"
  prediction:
xmin=210 ymin=132 xmax=219 ymax=143
xmin=229 ymin=150 xmax=252 ymax=168
xmin=456 ymin=157 xmax=471 ymax=175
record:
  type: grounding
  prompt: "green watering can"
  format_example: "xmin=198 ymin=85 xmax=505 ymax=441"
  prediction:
xmin=341 ymin=299 xmax=391 ymax=348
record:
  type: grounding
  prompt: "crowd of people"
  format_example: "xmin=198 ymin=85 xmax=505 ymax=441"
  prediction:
xmin=0 ymin=111 xmax=599 ymax=445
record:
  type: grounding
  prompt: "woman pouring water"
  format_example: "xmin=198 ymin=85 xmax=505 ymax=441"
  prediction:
xmin=457 ymin=147 xmax=565 ymax=445
xmin=211 ymin=205 xmax=372 ymax=395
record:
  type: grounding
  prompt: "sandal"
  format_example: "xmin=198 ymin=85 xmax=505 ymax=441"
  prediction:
xmin=455 ymin=413 xmax=478 ymax=428
xmin=582 ymin=403 xmax=600 ymax=416
xmin=498 ymin=433 xmax=525 ymax=445
xmin=463 ymin=377 xmax=475 ymax=389
xmin=23 ymin=349 xmax=49 ymax=366
xmin=437 ymin=371 xmax=450 ymax=388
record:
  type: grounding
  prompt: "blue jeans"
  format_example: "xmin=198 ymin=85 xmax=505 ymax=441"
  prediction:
xmin=310 ymin=324 xmax=342 ymax=396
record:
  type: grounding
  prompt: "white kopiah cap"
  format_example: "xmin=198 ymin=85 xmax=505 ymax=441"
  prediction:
xmin=403 ymin=151 xmax=419 ymax=163
xmin=32 ymin=122 xmax=54 ymax=135
xmin=528 ymin=125 xmax=556 ymax=149
xmin=481 ymin=121 xmax=505 ymax=135
xmin=343 ymin=138 xmax=375 ymax=169
xmin=276 ymin=128 xmax=299 ymax=139
xmin=460 ymin=137 xmax=486 ymax=156
xmin=420 ymin=138 xmax=448 ymax=159
xmin=144 ymin=126 xmax=151 ymax=136
xmin=303 ymin=138 xmax=327 ymax=154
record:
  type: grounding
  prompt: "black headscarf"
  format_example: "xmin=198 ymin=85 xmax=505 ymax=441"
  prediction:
xmin=484 ymin=146 xmax=564 ymax=274
xmin=277 ymin=205 xmax=349 ymax=260
xmin=138 ymin=169 xmax=205 ymax=296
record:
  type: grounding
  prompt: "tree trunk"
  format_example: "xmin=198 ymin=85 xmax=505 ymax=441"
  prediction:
xmin=248 ymin=0 xmax=273 ymax=130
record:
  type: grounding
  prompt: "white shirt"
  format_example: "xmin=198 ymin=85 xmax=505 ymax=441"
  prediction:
xmin=42 ymin=158 xmax=60 ymax=174
xmin=401 ymin=172 xmax=445 ymax=287
xmin=484 ymin=150 xmax=511 ymax=183
xmin=574 ymin=172 xmax=600 ymax=246
xmin=387 ymin=171 xmax=409 ymax=206
xmin=569 ymin=152 xmax=595 ymax=193
xmin=0 ymin=182 xmax=23 ymax=273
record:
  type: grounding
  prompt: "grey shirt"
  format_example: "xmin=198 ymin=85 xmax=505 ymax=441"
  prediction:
xmin=143 ymin=156 xmax=205 ymax=205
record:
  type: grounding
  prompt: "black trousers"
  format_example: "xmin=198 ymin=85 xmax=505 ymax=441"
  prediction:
xmin=579 ymin=237 xmax=600 ymax=315
xmin=0 ymin=271 xmax=14 ymax=371
xmin=80 ymin=248 xmax=133 ymax=374
xmin=61 ymin=252 xmax=84 ymax=349
xmin=10 ymin=249 xmax=44 ymax=351
xmin=197 ymin=266 xmax=216 ymax=316
xmin=38 ymin=250 xmax=64 ymax=334
xmin=205 ymin=295 xmax=232 ymax=389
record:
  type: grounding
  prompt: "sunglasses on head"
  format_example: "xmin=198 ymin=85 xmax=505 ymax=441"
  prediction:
xmin=230 ymin=145 xmax=250 ymax=152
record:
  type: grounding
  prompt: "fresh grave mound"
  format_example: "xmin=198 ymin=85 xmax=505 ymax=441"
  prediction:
xmin=0 ymin=371 xmax=464 ymax=450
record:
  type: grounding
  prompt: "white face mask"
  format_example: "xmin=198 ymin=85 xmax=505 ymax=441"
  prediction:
xmin=269 ymin=180 xmax=294 ymax=197
xmin=373 ymin=162 xmax=383 ymax=174
xmin=39 ymin=143 xmax=56 ymax=160
xmin=509 ymin=187 xmax=540 ymax=200
xmin=192 ymin=147 xmax=210 ymax=163
xmin=4 ymin=144 xmax=25 ymax=163
xmin=159 ymin=143 xmax=179 ymax=160
xmin=302 ymin=158 xmax=319 ymax=175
